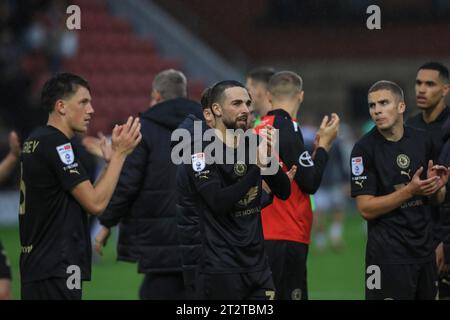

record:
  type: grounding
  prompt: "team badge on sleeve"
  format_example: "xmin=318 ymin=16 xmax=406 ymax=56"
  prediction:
xmin=352 ymin=157 xmax=364 ymax=176
xmin=192 ymin=152 xmax=206 ymax=172
xmin=56 ymin=143 xmax=75 ymax=165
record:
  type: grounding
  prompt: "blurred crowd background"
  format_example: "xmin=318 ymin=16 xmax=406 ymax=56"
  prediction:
xmin=0 ymin=0 xmax=449 ymax=299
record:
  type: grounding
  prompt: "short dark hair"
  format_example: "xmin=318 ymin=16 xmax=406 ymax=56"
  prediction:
xmin=152 ymin=69 xmax=187 ymax=100
xmin=247 ymin=67 xmax=276 ymax=86
xmin=368 ymin=80 xmax=405 ymax=102
xmin=200 ymin=80 xmax=247 ymax=110
xmin=418 ymin=62 xmax=449 ymax=83
xmin=41 ymin=73 xmax=90 ymax=113
xmin=268 ymin=71 xmax=303 ymax=99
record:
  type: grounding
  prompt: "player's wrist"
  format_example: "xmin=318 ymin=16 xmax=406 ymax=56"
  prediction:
xmin=404 ymin=183 xmax=416 ymax=198
xmin=317 ymin=142 xmax=331 ymax=152
xmin=109 ymin=151 xmax=127 ymax=164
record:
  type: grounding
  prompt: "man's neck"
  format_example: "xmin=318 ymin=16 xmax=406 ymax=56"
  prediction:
xmin=379 ymin=122 xmax=404 ymax=142
xmin=259 ymin=102 xmax=272 ymax=118
xmin=272 ymin=101 xmax=299 ymax=119
xmin=421 ymin=101 xmax=445 ymax=124
xmin=47 ymin=115 xmax=73 ymax=139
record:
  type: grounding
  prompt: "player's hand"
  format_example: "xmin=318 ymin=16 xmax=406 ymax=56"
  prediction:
xmin=94 ymin=226 xmax=111 ymax=256
xmin=83 ymin=132 xmax=112 ymax=162
xmin=436 ymin=242 xmax=445 ymax=274
xmin=257 ymin=125 xmax=276 ymax=168
xmin=406 ymin=166 xmax=441 ymax=196
xmin=111 ymin=117 xmax=142 ymax=157
xmin=427 ymin=160 xmax=450 ymax=190
xmin=0 ymin=279 xmax=12 ymax=300
xmin=98 ymin=132 xmax=112 ymax=163
xmin=316 ymin=113 xmax=340 ymax=152
xmin=262 ymin=181 xmax=272 ymax=194
xmin=286 ymin=165 xmax=297 ymax=182
xmin=8 ymin=131 xmax=21 ymax=159
xmin=82 ymin=136 xmax=103 ymax=158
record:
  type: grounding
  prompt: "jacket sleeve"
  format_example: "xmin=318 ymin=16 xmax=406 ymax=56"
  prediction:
xmin=276 ymin=117 xmax=328 ymax=194
xmin=99 ymin=139 xmax=149 ymax=228
xmin=262 ymin=164 xmax=291 ymax=200
xmin=439 ymin=140 xmax=450 ymax=259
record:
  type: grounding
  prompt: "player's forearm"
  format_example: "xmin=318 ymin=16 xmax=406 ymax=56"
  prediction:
xmin=357 ymin=187 xmax=414 ymax=220
xmin=0 ymin=152 xmax=19 ymax=184
xmin=90 ymin=153 xmax=126 ymax=215
xmin=262 ymin=164 xmax=290 ymax=200
xmin=295 ymin=148 xmax=328 ymax=194
xmin=198 ymin=166 xmax=260 ymax=216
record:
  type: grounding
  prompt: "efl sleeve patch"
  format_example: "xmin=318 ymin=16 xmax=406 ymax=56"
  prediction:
xmin=56 ymin=143 xmax=75 ymax=165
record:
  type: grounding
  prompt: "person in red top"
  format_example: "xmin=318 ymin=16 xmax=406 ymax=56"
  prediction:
xmin=255 ymin=71 xmax=339 ymax=299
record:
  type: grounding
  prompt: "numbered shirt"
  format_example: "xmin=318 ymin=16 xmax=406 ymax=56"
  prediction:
xmin=350 ymin=126 xmax=436 ymax=264
xmin=19 ymin=126 xmax=90 ymax=283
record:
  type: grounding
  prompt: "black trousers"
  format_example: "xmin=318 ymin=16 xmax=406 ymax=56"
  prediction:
xmin=196 ymin=267 xmax=275 ymax=300
xmin=21 ymin=278 xmax=82 ymax=300
xmin=365 ymin=260 xmax=438 ymax=300
xmin=265 ymin=240 xmax=308 ymax=300
xmin=139 ymin=272 xmax=186 ymax=300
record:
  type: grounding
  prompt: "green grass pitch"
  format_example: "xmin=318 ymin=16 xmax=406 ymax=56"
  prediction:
xmin=0 ymin=214 xmax=366 ymax=300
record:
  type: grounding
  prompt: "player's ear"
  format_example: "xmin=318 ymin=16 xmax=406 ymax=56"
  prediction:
xmin=55 ymin=100 xmax=66 ymax=115
xmin=443 ymin=83 xmax=450 ymax=97
xmin=398 ymin=101 xmax=406 ymax=114
xmin=151 ymin=90 xmax=162 ymax=106
xmin=298 ymin=90 xmax=304 ymax=104
xmin=266 ymin=91 xmax=273 ymax=105
xmin=203 ymin=108 xmax=213 ymax=122
xmin=211 ymin=103 xmax=222 ymax=117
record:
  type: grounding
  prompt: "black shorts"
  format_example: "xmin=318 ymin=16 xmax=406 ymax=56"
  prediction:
xmin=0 ymin=242 xmax=12 ymax=280
xmin=196 ymin=267 xmax=275 ymax=300
xmin=139 ymin=272 xmax=186 ymax=300
xmin=21 ymin=278 xmax=82 ymax=300
xmin=264 ymin=240 xmax=308 ymax=300
xmin=365 ymin=260 xmax=438 ymax=300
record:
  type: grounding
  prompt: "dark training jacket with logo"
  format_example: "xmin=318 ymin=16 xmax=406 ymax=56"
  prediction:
xmin=175 ymin=115 xmax=206 ymax=288
xmin=437 ymin=113 xmax=450 ymax=264
xmin=99 ymin=98 xmax=203 ymax=273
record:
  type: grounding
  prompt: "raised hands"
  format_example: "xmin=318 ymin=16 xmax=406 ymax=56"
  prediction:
xmin=257 ymin=124 xmax=277 ymax=168
xmin=83 ymin=132 xmax=113 ymax=163
xmin=111 ymin=116 xmax=142 ymax=158
xmin=316 ymin=113 xmax=340 ymax=152
xmin=406 ymin=164 xmax=443 ymax=197
xmin=426 ymin=160 xmax=450 ymax=190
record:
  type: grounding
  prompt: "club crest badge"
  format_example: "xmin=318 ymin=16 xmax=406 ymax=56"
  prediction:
xmin=56 ymin=143 xmax=75 ymax=165
xmin=234 ymin=162 xmax=247 ymax=177
xmin=396 ymin=154 xmax=410 ymax=169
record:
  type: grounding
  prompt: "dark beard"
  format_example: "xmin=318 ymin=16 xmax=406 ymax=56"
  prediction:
xmin=223 ymin=117 xmax=247 ymax=130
